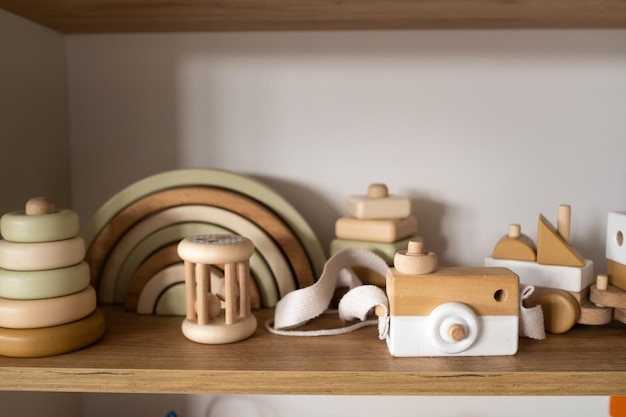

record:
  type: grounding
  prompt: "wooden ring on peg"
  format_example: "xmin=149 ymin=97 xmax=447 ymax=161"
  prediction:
xmin=0 ymin=286 xmax=96 ymax=329
xmin=0 ymin=261 xmax=90 ymax=300
xmin=0 ymin=236 xmax=85 ymax=271
xmin=0 ymin=309 xmax=105 ymax=357
xmin=393 ymin=241 xmax=438 ymax=275
xmin=0 ymin=209 xmax=79 ymax=243
xmin=178 ymin=234 xmax=255 ymax=265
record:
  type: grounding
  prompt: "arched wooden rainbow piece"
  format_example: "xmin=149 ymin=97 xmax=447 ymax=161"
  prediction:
xmin=83 ymin=169 xmax=326 ymax=310
xmin=99 ymin=205 xmax=287 ymax=306
xmin=124 ymin=243 xmax=264 ymax=312
xmin=110 ymin=222 xmax=278 ymax=308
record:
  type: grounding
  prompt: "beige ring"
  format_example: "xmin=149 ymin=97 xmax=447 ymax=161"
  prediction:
xmin=0 ymin=261 xmax=90 ymax=300
xmin=0 ymin=209 xmax=80 ymax=243
xmin=0 ymin=309 xmax=105 ymax=357
xmin=0 ymin=236 xmax=85 ymax=271
xmin=178 ymin=234 xmax=255 ymax=265
xmin=0 ymin=286 xmax=96 ymax=329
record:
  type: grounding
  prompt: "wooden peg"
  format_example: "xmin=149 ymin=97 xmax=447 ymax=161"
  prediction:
xmin=25 ymin=197 xmax=55 ymax=216
xmin=367 ymin=183 xmax=388 ymax=198
xmin=447 ymin=323 xmax=466 ymax=342
xmin=557 ymin=204 xmax=571 ymax=243
xmin=596 ymin=274 xmax=609 ymax=291
xmin=508 ymin=224 xmax=521 ymax=239
xmin=393 ymin=240 xmax=438 ymax=275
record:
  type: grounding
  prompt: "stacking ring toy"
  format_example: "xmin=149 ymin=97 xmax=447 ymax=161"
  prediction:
xmin=0 ymin=209 xmax=79 ymax=243
xmin=0 ymin=236 xmax=85 ymax=271
xmin=0 ymin=309 xmax=105 ymax=357
xmin=0 ymin=286 xmax=96 ymax=329
xmin=0 ymin=261 xmax=90 ymax=300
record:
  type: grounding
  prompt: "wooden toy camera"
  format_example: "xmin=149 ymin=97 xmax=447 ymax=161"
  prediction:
xmin=385 ymin=241 xmax=520 ymax=356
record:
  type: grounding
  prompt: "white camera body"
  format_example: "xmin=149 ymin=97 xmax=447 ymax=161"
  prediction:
xmin=385 ymin=266 xmax=519 ymax=357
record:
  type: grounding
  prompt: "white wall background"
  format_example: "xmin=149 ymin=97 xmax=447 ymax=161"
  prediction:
xmin=66 ymin=29 xmax=626 ymax=270
xmin=2 ymin=7 xmax=626 ymax=417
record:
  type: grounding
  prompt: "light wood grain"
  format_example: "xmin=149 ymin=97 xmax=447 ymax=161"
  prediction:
xmin=0 ymin=0 xmax=625 ymax=33
xmin=1 ymin=305 xmax=625 ymax=395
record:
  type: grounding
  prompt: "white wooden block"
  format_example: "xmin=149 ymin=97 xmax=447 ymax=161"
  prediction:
xmin=606 ymin=211 xmax=626 ymax=265
xmin=484 ymin=257 xmax=594 ymax=292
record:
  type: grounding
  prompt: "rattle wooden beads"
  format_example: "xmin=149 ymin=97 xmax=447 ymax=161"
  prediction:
xmin=393 ymin=240 xmax=438 ymax=275
xmin=178 ymin=234 xmax=257 ymax=344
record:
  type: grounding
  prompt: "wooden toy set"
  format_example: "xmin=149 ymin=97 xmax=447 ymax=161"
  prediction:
xmin=0 ymin=198 xmax=104 ymax=357
xmin=1 ymin=170 xmax=623 ymax=356
xmin=485 ymin=205 xmax=616 ymax=334
xmin=385 ymin=240 xmax=520 ymax=356
xmin=330 ymin=183 xmax=422 ymax=287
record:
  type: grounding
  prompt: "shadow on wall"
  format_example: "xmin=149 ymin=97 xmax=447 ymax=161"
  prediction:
xmin=251 ymin=173 xmax=339 ymax=259
xmin=408 ymin=193 xmax=448 ymax=265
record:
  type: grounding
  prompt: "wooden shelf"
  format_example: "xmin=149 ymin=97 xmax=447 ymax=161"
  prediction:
xmin=1 ymin=0 xmax=626 ymax=33
xmin=1 ymin=305 xmax=625 ymax=395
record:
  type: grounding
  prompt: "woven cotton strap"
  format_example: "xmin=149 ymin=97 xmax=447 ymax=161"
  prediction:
xmin=519 ymin=285 xmax=546 ymax=340
xmin=266 ymin=247 xmax=545 ymax=341
xmin=265 ymin=247 xmax=389 ymax=337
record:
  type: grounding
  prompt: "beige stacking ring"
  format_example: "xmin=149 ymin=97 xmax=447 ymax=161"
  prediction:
xmin=0 ymin=309 xmax=105 ymax=357
xmin=0 ymin=236 xmax=85 ymax=271
xmin=0 ymin=261 xmax=90 ymax=300
xmin=0 ymin=285 xmax=96 ymax=329
xmin=0 ymin=209 xmax=80 ymax=243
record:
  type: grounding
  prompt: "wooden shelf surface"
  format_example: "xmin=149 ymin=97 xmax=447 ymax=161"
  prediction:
xmin=1 ymin=0 xmax=626 ymax=33
xmin=1 ymin=305 xmax=625 ymax=395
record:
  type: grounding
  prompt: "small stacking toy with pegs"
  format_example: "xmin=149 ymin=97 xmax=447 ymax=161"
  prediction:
xmin=0 ymin=197 xmax=105 ymax=357
xmin=330 ymin=183 xmax=422 ymax=287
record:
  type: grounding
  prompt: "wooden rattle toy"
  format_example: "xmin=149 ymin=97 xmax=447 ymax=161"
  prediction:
xmin=177 ymin=234 xmax=257 ymax=344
